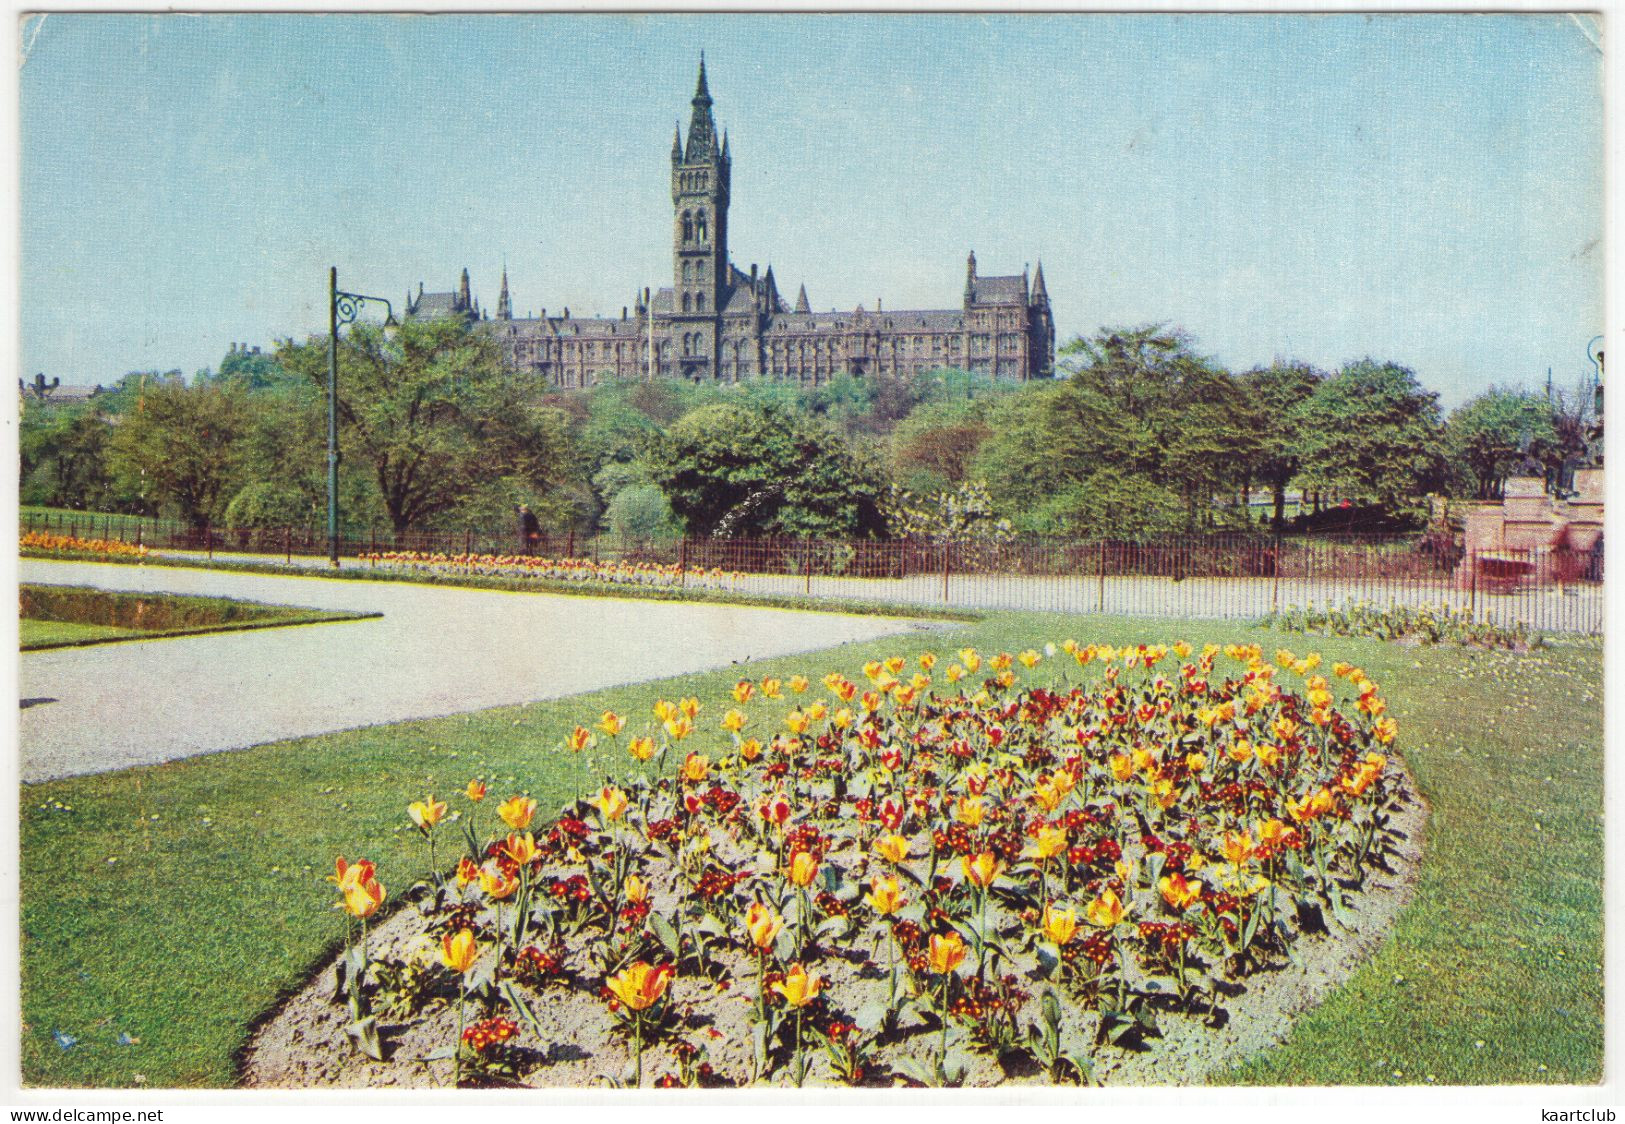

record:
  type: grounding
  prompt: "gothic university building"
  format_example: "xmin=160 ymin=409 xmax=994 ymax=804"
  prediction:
xmin=405 ymin=59 xmax=1055 ymax=386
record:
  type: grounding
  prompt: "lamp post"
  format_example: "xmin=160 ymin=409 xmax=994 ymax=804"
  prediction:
xmin=328 ymin=266 xmax=397 ymax=568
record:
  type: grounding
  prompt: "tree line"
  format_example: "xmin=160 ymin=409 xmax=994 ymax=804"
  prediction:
xmin=21 ymin=317 xmax=1596 ymax=540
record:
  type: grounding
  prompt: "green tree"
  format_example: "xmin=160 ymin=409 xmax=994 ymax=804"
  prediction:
xmin=1444 ymin=387 xmax=1557 ymax=499
xmin=1296 ymin=359 xmax=1447 ymax=513
xmin=21 ymin=405 xmax=116 ymax=510
xmin=107 ymin=380 xmax=250 ymax=528
xmin=276 ymin=317 xmax=584 ymax=533
xmin=605 ymin=483 xmax=679 ymax=538
xmin=1240 ymin=361 xmax=1324 ymax=528
xmin=643 ymin=403 xmax=887 ymax=537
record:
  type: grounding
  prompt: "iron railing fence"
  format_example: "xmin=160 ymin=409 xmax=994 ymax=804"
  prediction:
xmin=19 ymin=512 xmax=1602 ymax=634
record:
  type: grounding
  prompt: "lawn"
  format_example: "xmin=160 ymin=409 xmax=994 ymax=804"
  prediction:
xmin=18 ymin=584 xmax=378 ymax=650
xmin=17 ymin=609 xmax=1602 ymax=1088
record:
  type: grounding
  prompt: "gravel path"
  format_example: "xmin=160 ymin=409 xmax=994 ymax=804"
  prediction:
xmin=18 ymin=560 xmax=941 ymax=784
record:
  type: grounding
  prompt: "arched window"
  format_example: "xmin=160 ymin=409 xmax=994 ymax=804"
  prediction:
xmin=683 ymin=262 xmax=691 ymax=282
xmin=682 ymin=293 xmax=691 ymax=313
xmin=681 ymin=212 xmax=693 ymax=242
xmin=696 ymin=212 xmax=708 ymax=242
xmin=696 ymin=292 xmax=706 ymax=312
xmin=696 ymin=260 xmax=706 ymax=279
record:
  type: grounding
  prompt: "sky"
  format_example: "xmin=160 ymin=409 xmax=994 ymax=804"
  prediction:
xmin=18 ymin=12 xmax=1604 ymax=408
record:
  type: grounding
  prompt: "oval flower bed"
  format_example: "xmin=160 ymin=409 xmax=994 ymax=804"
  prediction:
xmin=243 ymin=641 xmax=1420 ymax=1088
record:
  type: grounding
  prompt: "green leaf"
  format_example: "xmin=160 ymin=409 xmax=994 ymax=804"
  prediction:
xmin=648 ymin=912 xmax=681 ymax=957
xmin=499 ymin=980 xmax=546 ymax=1039
xmin=852 ymin=1001 xmax=889 ymax=1032
xmin=422 ymin=1044 xmax=457 ymax=1062
xmin=344 ymin=1015 xmax=384 ymax=1061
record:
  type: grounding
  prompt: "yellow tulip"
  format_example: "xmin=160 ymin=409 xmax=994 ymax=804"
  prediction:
xmin=678 ymin=696 xmax=701 ymax=719
xmin=865 ymin=874 xmax=906 ymax=915
xmin=1033 ymin=780 xmax=1062 ymax=811
xmin=1185 ymin=752 xmax=1208 ymax=774
xmin=624 ymin=874 xmax=649 ymax=904
xmin=653 ymin=699 xmax=678 ymax=723
xmin=771 ymin=962 xmax=825 ymax=1008
xmin=732 ymin=680 xmax=755 ymax=704
xmin=1018 ymin=649 xmax=1041 ymax=669
xmin=721 ymin=708 xmax=748 ymax=733
xmin=455 ymin=856 xmax=479 ymax=888
xmin=918 ymin=652 xmax=937 ymax=671
xmin=873 ymin=834 xmax=910 ymax=864
xmin=464 ymin=780 xmax=487 ymax=802
xmin=1042 ymin=904 xmax=1078 ymax=946
xmin=787 ymin=850 xmax=820 ymax=887
xmin=681 ymin=753 xmax=710 ymax=783
xmin=1023 ymin=826 xmax=1068 ymax=862
xmin=784 ymin=709 xmax=810 ymax=734
xmin=760 ymin=677 xmax=782 ymax=699
xmin=1085 ymin=889 xmax=1126 ymax=928
xmin=928 ymin=931 xmax=967 ymax=975
xmin=831 ymin=707 xmax=853 ymax=730
xmin=663 ymin=716 xmax=694 ymax=741
xmin=566 ymin=725 xmax=595 ymax=753
xmin=945 ymin=664 xmax=966 ymax=683
xmin=339 ymin=873 xmax=385 ymax=918
xmin=744 ymin=902 xmax=783 ymax=952
xmin=787 ymin=675 xmax=810 ymax=694
xmin=590 ymin=786 xmax=629 ymax=821
xmin=884 ymin=656 xmax=906 ymax=675
xmin=1221 ymin=830 xmax=1254 ymax=866
xmin=961 ymin=851 xmax=1002 ymax=888
xmin=628 ymin=736 xmax=657 ymax=762
xmin=1108 ymin=754 xmax=1135 ymax=782
xmin=597 ymin=710 xmax=626 ymax=737
xmin=497 ymin=795 xmax=536 ymax=831
xmin=440 ymin=928 xmax=479 ymax=974
xmin=605 ymin=961 xmax=674 ymax=1011
xmin=739 ymin=737 xmax=763 ymax=762
xmin=953 ymin=795 xmax=986 ymax=827
xmin=806 ymin=701 xmax=828 ymax=722
xmin=408 ymin=795 xmax=446 ymax=830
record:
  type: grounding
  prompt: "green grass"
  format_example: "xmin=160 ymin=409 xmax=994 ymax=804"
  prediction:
xmin=20 ymin=619 xmax=140 ymax=647
xmin=18 ymin=585 xmax=379 ymax=650
xmin=17 ymin=611 xmax=1602 ymax=1088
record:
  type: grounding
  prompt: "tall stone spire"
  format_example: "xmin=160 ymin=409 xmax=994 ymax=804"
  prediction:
xmin=457 ymin=267 xmax=472 ymax=313
xmin=685 ymin=54 xmax=719 ymax=161
xmin=497 ymin=266 xmax=512 ymax=320
xmin=795 ymin=283 xmax=810 ymax=314
xmin=672 ymin=121 xmax=683 ymax=162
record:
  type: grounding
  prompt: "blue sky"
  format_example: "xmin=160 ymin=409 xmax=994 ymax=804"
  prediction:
xmin=19 ymin=12 xmax=1603 ymax=407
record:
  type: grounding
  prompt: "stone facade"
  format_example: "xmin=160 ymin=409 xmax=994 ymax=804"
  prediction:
xmin=406 ymin=59 xmax=1055 ymax=388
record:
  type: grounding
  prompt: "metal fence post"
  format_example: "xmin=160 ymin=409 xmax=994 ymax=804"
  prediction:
xmin=1469 ymin=550 xmax=1478 ymax=620
xmin=941 ymin=540 xmax=951 ymax=604
xmin=285 ymin=526 xmax=292 ymax=564
xmin=1271 ymin=531 xmax=1281 ymax=613
xmin=804 ymin=538 xmax=813 ymax=595
xmin=679 ymin=537 xmax=688 ymax=588
xmin=1097 ymin=540 xmax=1107 ymax=612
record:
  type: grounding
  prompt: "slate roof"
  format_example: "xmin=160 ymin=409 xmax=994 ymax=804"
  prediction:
xmin=968 ymin=274 xmax=1028 ymax=306
xmin=411 ymin=292 xmax=460 ymax=318
xmin=763 ymin=308 xmax=966 ymax=334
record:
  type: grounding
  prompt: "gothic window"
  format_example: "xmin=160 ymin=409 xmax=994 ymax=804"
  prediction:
xmin=697 ymin=260 xmax=706 ymax=278
xmin=683 ymin=262 xmax=692 ymax=282
xmin=682 ymin=333 xmax=691 ymax=356
xmin=696 ymin=213 xmax=708 ymax=242
xmin=682 ymin=293 xmax=692 ymax=314
xmin=696 ymin=292 xmax=706 ymax=312
xmin=682 ymin=212 xmax=694 ymax=242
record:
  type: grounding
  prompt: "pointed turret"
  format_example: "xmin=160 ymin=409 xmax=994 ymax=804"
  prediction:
xmin=964 ymin=250 xmax=977 ymax=304
xmin=497 ymin=267 xmax=512 ymax=320
xmin=795 ymin=283 xmax=810 ymax=314
xmin=457 ymin=268 xmax=471 ymax=313
xmin=721 ymin=130 xmax=730 ymax=162
xmin=1031 ymin=260 xmax=1049 ymax=304
xmin=672 ymin=122 xmax=683 ymax=163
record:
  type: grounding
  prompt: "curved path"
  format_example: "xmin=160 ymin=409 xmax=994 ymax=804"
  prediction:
xmin=18 ymin=560 xmax=940 ymax=783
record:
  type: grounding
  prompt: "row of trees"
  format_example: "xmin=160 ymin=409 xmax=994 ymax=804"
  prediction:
xmin=20 ymin=317 xmax=1595 ymax=540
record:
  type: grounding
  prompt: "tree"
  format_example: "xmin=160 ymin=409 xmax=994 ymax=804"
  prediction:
xmin=605 ymin=483 xmax=679 ymax=538
xmin=1444 ymin=388 xmax=1557 ymax=500
xmin=1240 ymin=361 xmax=1324 ymax=528
xmin=21 ymin=405 xmax=116 ymax=510
xmin=889 ymin=399 xmax=993 ymax=494
xmin=1295 ymin=359 xmax=1447 ymax=513
xmin=642 ymin=403 xmax=888 ymax=537
xmin=276 ymin=317 xmax=583 ymax=533
xmin=107 ymin=380 xmax=250 ymax=528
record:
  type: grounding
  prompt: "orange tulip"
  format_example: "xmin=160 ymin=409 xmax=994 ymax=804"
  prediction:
xmin=664 ymin=716 xmax=694 ymax=741
xmin=455 ymin=855 xmax=480 ymax=888
xmin=739 ymin=737 xmax=763 ymax=762
xmin=787 ymin=675 xmax=810 ymax=694
xmin=328 ymin=855 xmax=375 ymax=891
xmin=338 ymin=872 xmax=385 ymax=919
xmin=918 ymin=652 xmax=937 ymax=671
xmin=681 ymin=752 xmax=710 ymax=783
xmin=760 ymin=677 xmax=783 ymax=699
xmin=628 ymin=736 xmax=657 ymax=762
xmin=1221 ymin=830 xmax=1254 ymax=866
xmin=1158 ymin=871 xmax=1202 ymax=911
xmin=498 ymin=795 xmax=536 ymax=831
xmin=1108 ymin=754 xmax=1135 ymax=782
xmin=464 ymin=780 xmax=487 ymax=802
xmin=721 ymin=708 xmax=748 ymax=733
xmin=503 ymin=831 xmax=539 ymax=866
xmin=624 ymin=874 xmax=649 ymax=904
xmin=928 ymin=931 xmax=967 ymax=975
xmin=565 ymin=726 xmax=595 ymax=753
xmin=784 ymin=709 xmax=810 ymax=735
xmin=440 ymin=928 xmax=479 ymax=974
xmin=771 ymin=962 xmax=825 ymax=1008
xmin=606 ymin=961 xmax=674 ymax=1011
xmin=596 ymin=710 xmax=626 ymax=737
xmin=480 ymin=865 xmax=519 ymax=900
xmin=732 ymin=680 xmax=756 ymax=704
xmin=678 ymin=696 xmax=701 ymax=719
xmin=953 ymin=795 xmax=986 ymax=827
xmin=1023 ymin=826 xmax=1068 ymax=862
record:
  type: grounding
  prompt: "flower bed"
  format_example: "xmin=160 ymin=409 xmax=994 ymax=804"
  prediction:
xmin=244 ymin=641 xmax=1417 ymax=1088
xmin=360 ymin=550 xmax=738 ymax=592
xmin=20 ymin=531 xmax=149 ymax=559
xmin=1262 ymin=600 xmax=1540 ymax=651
